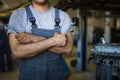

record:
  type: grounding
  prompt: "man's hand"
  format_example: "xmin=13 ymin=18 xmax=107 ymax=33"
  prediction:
xmin=49 ymin=32 xmax=73 ymax=55
xmin=15 ymin=32 xmax=46 ymax=44
xmin=15 ymin=32 xmax=33 ymax=44
xmin=53 ymin=32 xmax=67 ymax=47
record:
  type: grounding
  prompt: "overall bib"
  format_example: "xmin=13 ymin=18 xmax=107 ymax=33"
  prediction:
xmin=19 ymin=7 xmax=64 ymax=80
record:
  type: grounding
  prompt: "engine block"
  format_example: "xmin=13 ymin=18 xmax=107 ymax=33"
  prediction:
xmin=91 ymin=43 xmax=120 ymax=66
xmin=91 ymin=38 xmax=120 ymax=80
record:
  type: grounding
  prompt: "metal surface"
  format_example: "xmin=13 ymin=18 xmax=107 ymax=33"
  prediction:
xmin=81 ymin=11 xmax=88 ymax=71
xmin=91 ymin=43 xmax=120 ymax=56
xmin=75 ymin=9 xmax=82 ymax=72
xmin=91 ymin=38 xmax=120 ymax=80
xmin=75 ymin=10 xmax=88 ymax=71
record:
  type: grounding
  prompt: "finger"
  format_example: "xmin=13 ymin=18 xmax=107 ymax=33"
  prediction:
xmin=18 ymin=36 xmax=26 ymax=42
xmin=20 ymin=37 xmax=27 ymax=43
xmin=15 ymin=34 xmax=20 ymax=38
xmin=22 ymin=39 xmax=31 ymax=44
xmin=15 ymin=33 xmax=24 ymax=39
xmin=16 ymin=36 xmax=22 ymax=41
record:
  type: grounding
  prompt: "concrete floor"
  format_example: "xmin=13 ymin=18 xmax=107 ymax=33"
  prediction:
xmin=0 ymin=45 xmax=96 ymax=80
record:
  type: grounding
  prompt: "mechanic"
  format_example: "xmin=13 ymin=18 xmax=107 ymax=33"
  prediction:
xmin=8 ymin=0 xmax=73 ymax=80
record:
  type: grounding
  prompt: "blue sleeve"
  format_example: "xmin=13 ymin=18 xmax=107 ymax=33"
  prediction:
xmin=7 ymin=10 xmax=26 ymax=34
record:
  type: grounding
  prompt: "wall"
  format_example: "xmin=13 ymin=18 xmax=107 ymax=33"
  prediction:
xmin=0 ymin=0 xmax=28 ymax=11
xmin=66 ymin=9 xmax=114 ymax=43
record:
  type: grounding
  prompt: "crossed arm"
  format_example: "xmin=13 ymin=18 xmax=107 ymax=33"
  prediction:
xmin=15 ymin=32 xmax=73 ymax=55
xmin=9 ymin=32 xmax=73 ymax=58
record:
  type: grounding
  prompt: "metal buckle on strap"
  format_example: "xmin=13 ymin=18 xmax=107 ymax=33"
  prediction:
xmin=29 ymin=17 xmax=38 ymax=28
xmin=55 ymin=18 xmax=61 ymax=23
xmin=54 ymin=18 xmax=61 ymax=28
xmin=29 ymin=17 xmax=36 ymax=24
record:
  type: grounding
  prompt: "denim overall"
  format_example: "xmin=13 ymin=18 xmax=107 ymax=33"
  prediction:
xmin=19 ymin=7 xmax=64 ymax=80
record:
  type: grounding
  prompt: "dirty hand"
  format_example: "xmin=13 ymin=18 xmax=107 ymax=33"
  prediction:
xmin=53 ymin=32 xmax=67 ymax=47
xmin=15 ymin=32 xmax=33 ymax=44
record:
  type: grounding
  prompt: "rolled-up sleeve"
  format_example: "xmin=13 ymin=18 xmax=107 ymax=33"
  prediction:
xmin=61 ymin=13 xmax=72 ymax=34
xmin=7 ymin=10 xmax=25 ymax=35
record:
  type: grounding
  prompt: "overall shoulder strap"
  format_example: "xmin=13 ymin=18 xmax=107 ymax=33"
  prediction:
xmin=54 ymin=8 xmax=61 ymax=28
xmin=25 ymin=6 xmax=37 ymax=28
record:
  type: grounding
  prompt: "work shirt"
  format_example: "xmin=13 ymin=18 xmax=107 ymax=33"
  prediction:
xmin=8 ymin=5 xmax=72 ymax=34
xmin=7 ymin=5 xmax=72 ymax=80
